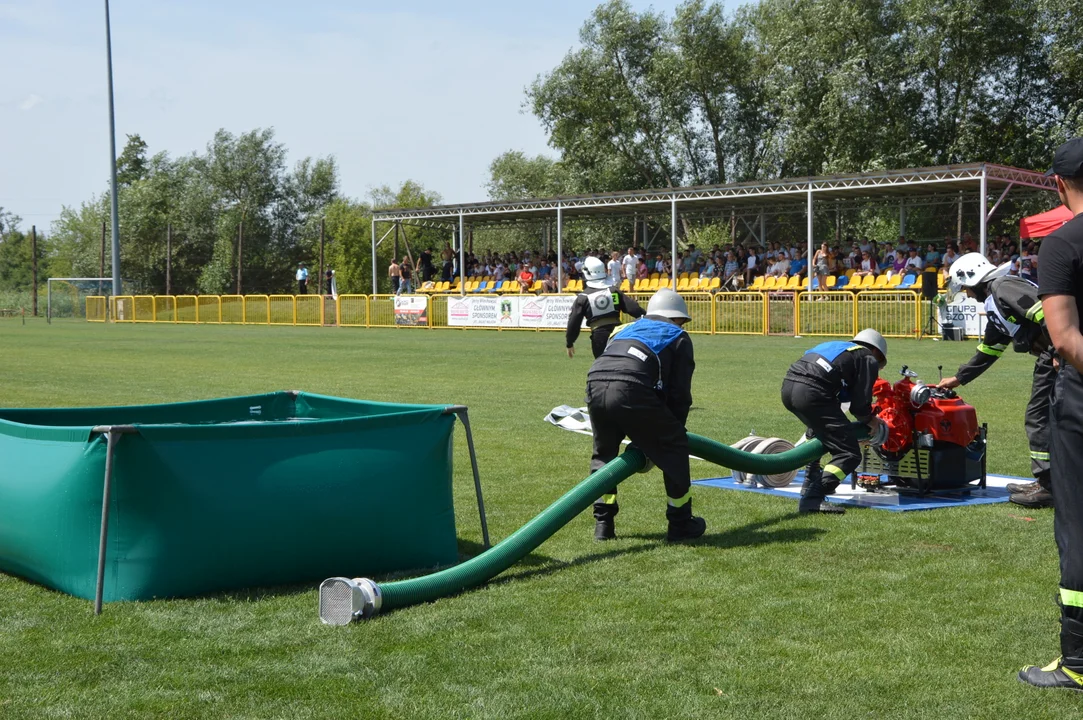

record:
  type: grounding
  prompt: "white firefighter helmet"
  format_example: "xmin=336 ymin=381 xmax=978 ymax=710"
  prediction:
xmin=646 ymin=288 xmax=691 ymax=322
xmin=582 ymin=256 xmax=609 ymax=289
xmin=947 ymin=252 xmax=1011 ymax=295
xmin=853 ymin=328 xmax=887 ymax=364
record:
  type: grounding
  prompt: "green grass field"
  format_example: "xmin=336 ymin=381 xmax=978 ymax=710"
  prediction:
xmin=0 ymin=319 xmax=1075 ymax=718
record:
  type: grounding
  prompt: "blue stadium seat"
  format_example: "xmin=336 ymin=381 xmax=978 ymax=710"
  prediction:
xmin=474 ymin=281 xmax=488 ymax=293
xmin=834 ymin=275 xmax=849 ymax=289
xmin=899 ymin=274 xmax=916 ymax=288
xmin=810 ymin=277 xmax=820 ymax=290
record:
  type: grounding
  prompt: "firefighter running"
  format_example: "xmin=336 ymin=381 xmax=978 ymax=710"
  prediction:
xmin=781 ymin=330 xmax=888 ymax=514
xmin=566 ymin=256 xmax=646 ymax=359
xmin=938 ymin=252 xmax=1054 ymax=508
xmin=585 ymin=288 xmax=706 ymax=542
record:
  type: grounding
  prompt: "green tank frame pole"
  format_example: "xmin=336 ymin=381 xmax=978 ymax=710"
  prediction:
xmin=444 ymin=406 xmax=490 ymax=549
xmin=92 ymin=425 xmax=136 ymax=615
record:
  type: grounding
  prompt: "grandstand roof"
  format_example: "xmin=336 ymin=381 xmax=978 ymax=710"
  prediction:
xmin=373 ymin=163 xmax=1056 ymax=229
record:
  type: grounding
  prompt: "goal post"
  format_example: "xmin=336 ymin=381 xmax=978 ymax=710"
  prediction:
xmin=47 ymin=278 xmax=115 ymax=324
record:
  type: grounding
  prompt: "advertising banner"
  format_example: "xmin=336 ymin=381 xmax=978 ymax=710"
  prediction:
xmin=446 ymin=295 xmax=582 ymax=329
xmin=394 ymin=296 xmax=429 ymax=326
xmin=939 ymin=297 xmax=986 ymax=337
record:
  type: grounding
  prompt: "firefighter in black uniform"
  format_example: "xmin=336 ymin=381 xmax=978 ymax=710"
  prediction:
xmin=938 ymin=252 xmax=1054 ymax=508
xmin=781 ymin=329 xmax=887 ymax=514
xmin=566 ymin=256 xmax=646 ymax=359
xmin=586 ymin=288 xmax=706 ymax=542
xmin=1019 ymin=137 xmax=1083 ymax=691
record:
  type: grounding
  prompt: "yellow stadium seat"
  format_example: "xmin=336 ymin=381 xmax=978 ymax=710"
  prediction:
xmin=650 ymin=273 xmax=660 ymax=280
xmin=845 ymin=269 xmax=856 ymax=278
xmin=619 ymin=279 xmax=631 ymax=291
xmin=786 ymin=276 xmax=801 ymax=290
xmin=859 ymin=275 xmax=876 ymax=289
xmin=690 ymin=272 xmax=699 ymax=279
xmin=874 ymin=275 xmax=890 ymax=288
xmin=800 ymin=276 xmax=810 ymax=288
xmin=677 ymin=278 xmax=690 ymax=291
xmin=709 ymin=277 xmax=721 ymax=289
xmin=826 ymin=276 xmax=837 ymax=288
xmin=762 ymin=277 xmax=776 ymax=290
xmin=750 ymin=276 xmax=764 ymax=290
xmin=678 ymin=272 xmax=688 ymax=280
xmin=912 ymin=274 xmax=924 ymax=290
xmin=648 ymin=279 xmax=660 ymax=291
xmin=937 ymin=274 xmax=946 ymax=289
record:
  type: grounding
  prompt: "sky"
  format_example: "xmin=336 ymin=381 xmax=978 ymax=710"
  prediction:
xmin=0 ymin=0 xmax=740 ymax=232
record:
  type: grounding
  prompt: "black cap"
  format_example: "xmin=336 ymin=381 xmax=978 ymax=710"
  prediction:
xmin=1047 ymin=138 xmax=1083 ymax=178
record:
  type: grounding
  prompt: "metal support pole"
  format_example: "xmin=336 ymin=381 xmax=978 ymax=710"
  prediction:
xmin=670 ymin=198 xmax=678 ymax=288
xmin=92 ymin=425 xmax=135 ymax=615
xmin=556 ymin=205 xmax=563 ymax=292
xmin=370 ymin=218 xmax=378 ymax=295
xmin=31 ymin=225 xmax=38 ymax=316
xmin=987 ymin=183 xmax=1014 ymax=223
xmin=759 ymin=211 xmax=765 ymax=247
xmin=236 ymin=219 xmax=243 ymax=295
xmin=165 ymin=223 xmax=172 ymax=296
xmin=979 ymin=168 xmax=988 ymax=256
xmin=445 ymin=407 xmax=490 ymax=549
xmin=459 ymin=212 xmax=466 ymax=296
xmin=807 ymin=186 xmax=814 ymax=289
xmin=900 ymin=201 xmax=907 ymax=237
xmin=957 ymin=192 xmax=964 ymax=241
xmin=104 ymin=0 xmax=121 ymax=298
xmin=318 ymin=218 xmax=325 ymax=297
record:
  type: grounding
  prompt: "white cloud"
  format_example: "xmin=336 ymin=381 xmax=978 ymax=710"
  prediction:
xmin=17 ymin=94 xmax=42 ymax=111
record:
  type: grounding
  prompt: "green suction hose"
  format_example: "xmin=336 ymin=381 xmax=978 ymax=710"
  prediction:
xmin=319 ymin=424 xmax=868 ymax=623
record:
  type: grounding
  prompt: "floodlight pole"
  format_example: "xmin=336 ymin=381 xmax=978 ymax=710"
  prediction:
xmin=370 ymin=217 xmax=378 ymax=295
xmin=104 ymin=0 xmax=121 ymax=298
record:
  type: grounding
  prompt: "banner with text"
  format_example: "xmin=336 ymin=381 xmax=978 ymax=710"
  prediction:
xmin=447 ymin=296 xmax=584 ymax=329
xmin=394 ymin=296 xmax=429 ymax=326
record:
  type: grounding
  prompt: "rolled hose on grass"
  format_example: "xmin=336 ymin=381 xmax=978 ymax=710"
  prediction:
xmin=320 ymin=423 xmax=868 ymax=622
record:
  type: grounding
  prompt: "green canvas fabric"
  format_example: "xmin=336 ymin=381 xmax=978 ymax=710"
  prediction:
xmin=0 ymin=392 xmax=458 ymax=602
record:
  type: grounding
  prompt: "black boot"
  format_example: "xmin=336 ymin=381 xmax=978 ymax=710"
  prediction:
xmin=1006 ymin=481 xmax=1038 ymax=494
xmin=798 ymin=465 xmax=845 ymax=514
xmin=1019 ymin=617 xmax=1083 ymax=690
xmin=593 ymin=498 xmax=618 ymax=541
xmin=666 ymin=499 xmax=706 ymax=542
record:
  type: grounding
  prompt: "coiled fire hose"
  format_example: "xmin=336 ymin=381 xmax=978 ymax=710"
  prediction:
xmin=319 ymin=424 xmax=868 ymax=624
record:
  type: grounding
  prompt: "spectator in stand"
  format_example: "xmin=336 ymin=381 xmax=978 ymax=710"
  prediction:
xmin=517 ymin=262 xmax=535 ymax=293
xmin=769 ymin=251 xmax=790 ymax=277
xmin=419 ymin=248 xmax=436 ymax=283
xmin=622 ymin=247 xmax=638 ymax=282
xmin=942 ymin=243 xmax=960 ymax=268
xmin=723 ymin=251 xmax=741 ymax=288
xmin=853 ymin=251 xmax=878 ymax=279
xmin=687 ymin=243 xmax=702 ymax=266
xmin=880 ymin=246 xmax=897 ymax=273
xmin=494 ymin=262 xmax=506 ymax=282
xmin=654 ymin=254 xmax=666 ymax=274
xmin=925 ymin=243 xmax=942 ymax=268
xmin=636 ymin=260 xmax=649 ymax=283
xmin=388 ymin=258 xmax=401 ymax=294
xmin=398 ymin=259 xmax=414 ymax=295
xmin=790 ymin=249 xmax=808 ymax=278
xmin=745 ymin=247 xmax=760 ymax=285
xmin=963 ymin=232 xmax=978 ymax=253
xmin=904 ymin=247 xmax=925 ymax=273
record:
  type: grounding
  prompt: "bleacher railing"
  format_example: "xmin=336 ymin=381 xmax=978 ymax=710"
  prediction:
xmin=96 ymin=289 xmax=931 ymax=338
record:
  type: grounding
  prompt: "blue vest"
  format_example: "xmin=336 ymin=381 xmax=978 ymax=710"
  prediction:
xmin=609 ymin=318 xmax=686 ymax=389
xmin=805 ymin=341 xmax=859 ymax=362
xmin=611 ymin=317 xmax=685 ymax=354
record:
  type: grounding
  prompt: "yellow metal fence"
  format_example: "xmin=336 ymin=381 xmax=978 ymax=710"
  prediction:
xmin=94 ymin=290 xmax=931 ymax=337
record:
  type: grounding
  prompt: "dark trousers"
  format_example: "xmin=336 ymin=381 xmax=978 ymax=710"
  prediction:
xmin=297 ymin=280 xmax=307 ymax=295
xmin=587 ymin=379 xmax=691 ymax=521
xmin=589 ymin=325 xmax=617 ymax=359
xmin=1026 ymin=349 xmax=1055 ymax=485
xmin=391 ymin=277 xmax=401 ymax=293
xmin=1050 ymin=364 xmax=1083 ymax=666
xmin=781 ymin=378 xmax=861 ymax=498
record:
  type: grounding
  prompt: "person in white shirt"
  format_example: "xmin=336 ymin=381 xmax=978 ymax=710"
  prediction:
xmin=655 ymin=255 xmax=666 ymax=273
xmin=296 ymin=263 xmax=309 ymax=294
xmin=770 ymin=251 xmax=791 ymax=277
xmin=621 ymin=247 xmax=638 ymax=280
xmin=904 ymin=248 xmax=924 ymax=272
xmin=607 ymin=251 xmax=623 ymax=287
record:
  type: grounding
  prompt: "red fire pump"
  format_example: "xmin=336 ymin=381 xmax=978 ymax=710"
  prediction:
xmin=856 ymin=366 xmax=987 ymax=494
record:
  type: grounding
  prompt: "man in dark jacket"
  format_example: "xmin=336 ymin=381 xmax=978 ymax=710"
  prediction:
xmin=586 ymin=288 xmax=705 ymax=542
xmin=938 ymin=252 xmax=1054 ymax=507
xmin=566 ymin=256 xmax=646 ymax=359
xmin=782 ymin=329 xmax=887 ymax=514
